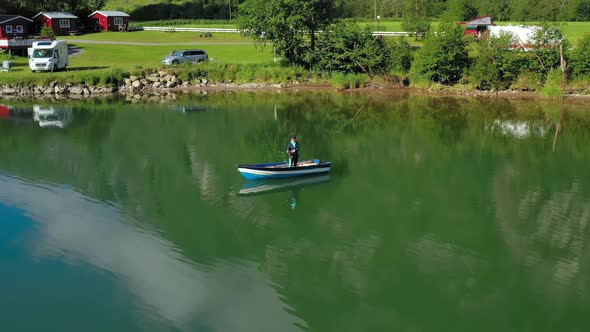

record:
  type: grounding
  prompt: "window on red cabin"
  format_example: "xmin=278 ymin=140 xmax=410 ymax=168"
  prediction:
xmin=59 ymin=19 xmax=70 ymax=28
xmin=114 ymin=17 xmax=123 ymax=26
xmin=5 ymin=25 xmax=13 ymax=34
xmin=16 ymin=25 xmax=23 ymax=33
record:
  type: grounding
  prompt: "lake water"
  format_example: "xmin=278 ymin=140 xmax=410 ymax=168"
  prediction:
xmin=1 ymin=92 xmax=589 ymax=332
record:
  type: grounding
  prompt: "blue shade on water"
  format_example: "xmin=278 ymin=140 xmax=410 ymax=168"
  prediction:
xmin=1 ymin=93 xmax=589 ymax=332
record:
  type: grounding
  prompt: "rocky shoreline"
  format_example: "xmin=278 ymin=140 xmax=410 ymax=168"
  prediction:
xmin=0 ymin=70 xmax=289 ymax=100
xmin=1 ymin=70 xmax=589 ymax=101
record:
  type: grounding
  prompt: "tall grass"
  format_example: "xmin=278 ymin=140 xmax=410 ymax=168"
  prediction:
xmin=568 ymin=74 xmax=590 ymax=91
xmin=331 ymin=72 xmax=369 ymax=89
xmin=510 ymin=71 xmax=545 ymax=91
xmin=540 ymin=69 xmax=564 ymax=99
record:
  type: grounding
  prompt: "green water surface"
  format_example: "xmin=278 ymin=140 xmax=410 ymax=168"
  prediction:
xmin=0 ymin=93 xmax=589 ymax=332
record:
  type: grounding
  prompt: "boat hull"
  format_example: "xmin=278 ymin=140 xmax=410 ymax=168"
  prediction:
xmin=236 ymin=159 xmax=332 ymax=180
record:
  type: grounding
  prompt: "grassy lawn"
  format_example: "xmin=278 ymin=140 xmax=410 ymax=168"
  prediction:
xmin=59 ymin=31 xmax=249 ymax=44
xmin=0 ymin=39 xmax=273 ymax=84
xmin=133 ymin=20 xmax=237 ymax=29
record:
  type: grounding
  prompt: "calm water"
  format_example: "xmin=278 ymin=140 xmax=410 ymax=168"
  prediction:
xmin=1 ymin=93 xmax=589 ymax=332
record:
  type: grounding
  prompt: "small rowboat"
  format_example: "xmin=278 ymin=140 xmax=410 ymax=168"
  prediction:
xmin=236 ymin=159 xmax=332 ymax=180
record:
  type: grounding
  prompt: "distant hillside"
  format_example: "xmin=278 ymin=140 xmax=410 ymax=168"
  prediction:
xmin=104 ymin=0 xmax=188 ymax=13
xmin=104 ymin=0 xmax=234 ymax=21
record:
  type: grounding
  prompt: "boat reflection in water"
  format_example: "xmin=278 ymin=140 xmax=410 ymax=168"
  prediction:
xmin=239 ymin=174 xmax=331 ymax=196
xmin=33 ymin=105 xmax=73 ymax=128
xmin=239 ymin=175 xmax=331 ymax=210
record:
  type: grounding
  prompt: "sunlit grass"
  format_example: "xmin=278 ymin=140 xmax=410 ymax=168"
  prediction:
xmin=59 ymin=31 xmax=250 ymax=44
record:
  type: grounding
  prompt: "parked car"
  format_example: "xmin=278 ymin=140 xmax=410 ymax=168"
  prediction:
xmin=162 ymin=49 xmax=208 ymax=65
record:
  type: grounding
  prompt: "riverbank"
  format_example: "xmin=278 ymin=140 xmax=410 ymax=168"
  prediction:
xmin=2 ymin=65 xmax=590 ymax=101
xmin=2 ymin=77 xmax=590 ymax=103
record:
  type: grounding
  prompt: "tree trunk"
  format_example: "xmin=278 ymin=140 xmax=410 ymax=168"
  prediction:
xmin=560 ymin=44 xmax=567 ymax=86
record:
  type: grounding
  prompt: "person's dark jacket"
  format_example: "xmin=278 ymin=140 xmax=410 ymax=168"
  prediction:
xmin=287 ymin=141 xmax=300 ymax=157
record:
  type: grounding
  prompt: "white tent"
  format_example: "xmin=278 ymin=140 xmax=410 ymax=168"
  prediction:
xmin=488 ymin=25 xmax=541 ymax=50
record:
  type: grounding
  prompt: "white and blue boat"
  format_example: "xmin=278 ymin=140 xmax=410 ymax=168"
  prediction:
xmin=236 ymin=159 xmax=332 ymax=180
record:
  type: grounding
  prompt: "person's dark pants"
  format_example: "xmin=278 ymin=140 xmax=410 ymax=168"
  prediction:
xmin=289 ymin=154 xmax=298 ymax=167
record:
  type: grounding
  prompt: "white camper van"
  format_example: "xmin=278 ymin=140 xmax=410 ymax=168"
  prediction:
xmin=28 ymin=40 xmax=69 ymax=72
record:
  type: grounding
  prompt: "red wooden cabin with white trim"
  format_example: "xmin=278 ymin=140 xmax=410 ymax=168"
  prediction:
xmin=89 ymin=11 xmax=130 ymax=32
xmin=33 ymin=12 xmax=79 ymax=35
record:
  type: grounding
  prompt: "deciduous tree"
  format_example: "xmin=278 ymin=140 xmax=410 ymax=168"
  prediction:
xmin=238 ymin=0 xmax=338 ymax=68
xmin=401 ymin=0 xmax=431 ymax=39
xmin=410 ymin=20 xmax=469 ymax=85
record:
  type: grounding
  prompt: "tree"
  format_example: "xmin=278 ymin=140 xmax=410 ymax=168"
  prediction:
xmin=313 ymin=22 xmax=391 ymax=74
xmin=237 ymin=0 xmax=338 ymax=68
xmin=401 ymin=0 xmax=431 ymax=39
xmin=529 ymin=24 xmax=568 ymax=74
xmin=410 ymin=20 xmax=470 ymax=85
xmin=389 ymin=38 xmax=414 ymax=74
xmin=446 ymin=0 xmax=478 ymax=21
xmin=469 ymin=33 xmax=522 ymax=90
xmin=0 ymin=0 xmax=106 ymax=17
xmin=573 ymin=0 xmax=590 ymax=21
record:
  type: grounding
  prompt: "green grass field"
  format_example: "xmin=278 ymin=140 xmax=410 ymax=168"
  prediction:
xmin=0 ymin=32 xmax=273 ymax=84
xmin=60 ymin=31 xmax=249 ymax=43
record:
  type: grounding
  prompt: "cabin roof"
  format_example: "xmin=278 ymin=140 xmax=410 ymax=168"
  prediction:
xmin=89 ymin=11 xmax=130 ymax=18
xmin=0 ymin=15 xmax=34 ymax=24
xmin=33 ymin=12 xmax=78 ymax=20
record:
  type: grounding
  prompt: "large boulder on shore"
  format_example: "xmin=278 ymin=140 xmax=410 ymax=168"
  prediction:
xmin=1 ymin=87 xmax=17 ymax=95
xmin=70 ymin=86 xmax=83 ymax=94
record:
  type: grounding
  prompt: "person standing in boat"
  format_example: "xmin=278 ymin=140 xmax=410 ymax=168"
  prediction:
xmin=287 ymin=135 xmax=300 ymax=167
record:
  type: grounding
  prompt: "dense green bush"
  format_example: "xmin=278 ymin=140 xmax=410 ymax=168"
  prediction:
xmin=388 ymin=38 xmax=414 ymax=74
xmin=569 ymin=34 xmax=590 ymax=77
xmin=468 ymin=33 xmax=522 ymax=90
xmin=410 ymin=21 xmax=469 ymax=85
xmin=313 ymin=23 xmax=391 ymax=75
xmin=40 ymin=25 xmax=54 ymax=38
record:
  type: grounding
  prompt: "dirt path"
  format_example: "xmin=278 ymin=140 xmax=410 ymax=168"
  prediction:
xmin=67 ymin=39 xmax=253 ymax=46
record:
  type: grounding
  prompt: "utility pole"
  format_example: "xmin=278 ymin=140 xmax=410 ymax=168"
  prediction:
xmin=374 ymin=0 xmax=377 ymax=20
xmin=229 ymin=0 xmax=232 ymax=20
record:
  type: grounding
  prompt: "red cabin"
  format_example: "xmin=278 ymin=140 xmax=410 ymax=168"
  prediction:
xmin=0 ymin=15 xmax=34 ymax=49
xmin=88 ymin=11 xmax=130 ymax=32
xmin=33 ymin=12 xmax=79 ymax=35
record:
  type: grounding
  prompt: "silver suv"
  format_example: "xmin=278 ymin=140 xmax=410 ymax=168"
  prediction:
xmin=162 ymin=49 xmax=208 ymax=65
